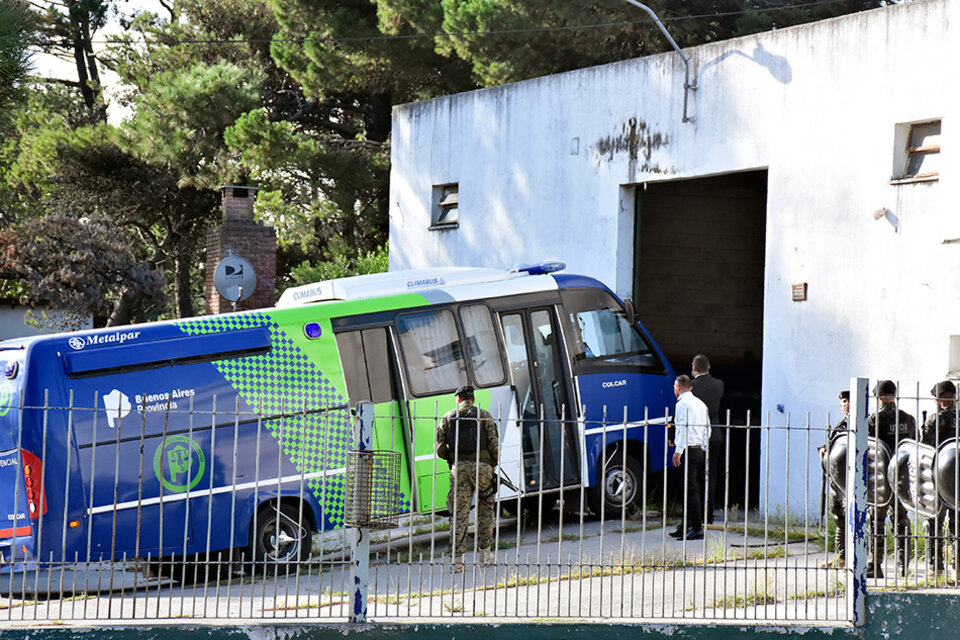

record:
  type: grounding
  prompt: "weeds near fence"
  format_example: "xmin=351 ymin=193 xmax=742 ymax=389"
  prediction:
xmin=693 ymin=571 xmax=779 ymax=610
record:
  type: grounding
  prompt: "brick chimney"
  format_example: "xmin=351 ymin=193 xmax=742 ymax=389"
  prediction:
xmin=205 ymin=186 xmax=277 ymax=314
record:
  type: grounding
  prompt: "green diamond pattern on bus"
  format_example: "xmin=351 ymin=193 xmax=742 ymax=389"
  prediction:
xmin=178 ymin=313 xmax=351 ymax=527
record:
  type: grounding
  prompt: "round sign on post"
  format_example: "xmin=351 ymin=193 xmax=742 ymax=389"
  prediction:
xmin=214 ymin=256 xmax=257 ymax=303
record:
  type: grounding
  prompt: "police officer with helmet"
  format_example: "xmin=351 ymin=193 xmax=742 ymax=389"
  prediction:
xmin=820 ymin=390 xmax=850 ymax=566
xmin=436 ymin=385 xmax=499 ymax=572
xmin=867 ymin=379 xmax=917 ymax=579
xmin=921 ymin=380 xmax=958 ymax=572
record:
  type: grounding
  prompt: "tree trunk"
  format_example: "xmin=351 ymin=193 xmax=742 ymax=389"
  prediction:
xmin=70 ymin=9 xmax=106 ymax=122
xmin=106 ymin=285 xmax=139 ymax=327
xmin=365 ymin=93 xmax=392 ymax=143
xmin=174 ymin=247 xmax=195 ymax=318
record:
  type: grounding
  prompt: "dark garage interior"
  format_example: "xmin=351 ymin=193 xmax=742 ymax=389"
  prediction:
xmin=633 ymin=170 xmax=768 ymax=510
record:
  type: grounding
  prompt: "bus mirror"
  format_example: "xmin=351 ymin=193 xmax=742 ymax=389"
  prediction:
xmin=624 ymin=298 xmax=637 ymax=326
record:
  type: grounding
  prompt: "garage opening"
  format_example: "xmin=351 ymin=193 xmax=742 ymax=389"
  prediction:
xmin=633 ymin=170 xmax=767 ymax=510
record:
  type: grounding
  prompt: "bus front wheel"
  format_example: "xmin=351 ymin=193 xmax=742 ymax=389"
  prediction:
xmin=251 ymin=503 xmax=312 ymax=565
xmin=588 ymin=453 xmax=643 ymax=517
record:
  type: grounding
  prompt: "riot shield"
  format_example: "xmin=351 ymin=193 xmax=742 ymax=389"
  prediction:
xmin=824 ymin=433 xmax=893 ymax=507
xmin=936 ymin=437 xmax=960 ymax=510
xmin=887 ymin=438 xmax=939 ymax=518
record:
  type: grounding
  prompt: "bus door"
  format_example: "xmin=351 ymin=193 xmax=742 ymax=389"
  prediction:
xmin=390 ymin=305 xmax=513 ymax=514
xmin=334 ymin=326 xmax=412 ymax=522
xmin=499 ymin=309 xmax=580 ymax=494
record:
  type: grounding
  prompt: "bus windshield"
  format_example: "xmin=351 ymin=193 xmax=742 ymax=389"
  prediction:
xmin=561 ymin=289 xmax=663 ymax=371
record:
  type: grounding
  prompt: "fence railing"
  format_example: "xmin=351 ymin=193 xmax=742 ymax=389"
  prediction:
xmin=3 ymin=378 xmax=957 ymax=625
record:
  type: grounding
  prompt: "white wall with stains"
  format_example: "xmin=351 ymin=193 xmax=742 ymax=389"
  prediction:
xmin=389 ymin=0 xmax=960 ymax=511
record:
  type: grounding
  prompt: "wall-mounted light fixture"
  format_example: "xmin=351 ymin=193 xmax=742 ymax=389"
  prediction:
xmin=622 ymin=0 xmax=697 ymax=123
xmin=873 ymin=207 xmax=900 ymax=232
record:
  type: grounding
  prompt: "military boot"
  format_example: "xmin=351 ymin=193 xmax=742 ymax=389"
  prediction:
xmin=866 ymin=535 xmax=885 ymax=580
xmin=927 ymin=519 xmax=944 ymax=574
xmin=895 ymin=519 xmax=910 ymax=577
xmin=895 ymin=539 xmax=909 ymax=577
xmin=834 ymin=519 xmax=846 ymax=566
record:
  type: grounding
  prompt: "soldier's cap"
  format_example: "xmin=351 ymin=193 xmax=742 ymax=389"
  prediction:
xmin=931 ymin=380 xmax=957 ymax=399
xmin=839 ymin=390 xmax=850 ymax=400
xmin=455 ymin=384 xmax=475 ymax=398
xmin=873 ymin=380 xmax=897 ymax=397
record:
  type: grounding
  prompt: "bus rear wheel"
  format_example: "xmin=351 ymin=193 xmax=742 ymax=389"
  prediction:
xmin=251 ymin=503 xmax=312 ymax=566
xmin=588 ymin=453 xmax=643 ymax=517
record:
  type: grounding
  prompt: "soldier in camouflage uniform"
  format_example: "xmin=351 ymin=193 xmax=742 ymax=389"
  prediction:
xmin=436 ymin=385 xmax=499 ymax=572
xmin=921 ymin=380 xmax=958 ymax=572
xmin=867 ymin=380 xmax=917 ymax=579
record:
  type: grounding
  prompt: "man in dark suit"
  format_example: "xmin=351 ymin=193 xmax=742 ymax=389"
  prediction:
xmin=691 ymin=354 xmax=724 ymax=524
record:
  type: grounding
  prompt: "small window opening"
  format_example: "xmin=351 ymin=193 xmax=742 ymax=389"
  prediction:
xmin=893 ymin=119 xmax=940 ymax=182
xmin=430 ymin=184 xmax=459 ymax=230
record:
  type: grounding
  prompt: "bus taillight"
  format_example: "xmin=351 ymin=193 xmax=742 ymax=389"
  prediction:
xmin=20 ymin=449 xmax=47 ymax=519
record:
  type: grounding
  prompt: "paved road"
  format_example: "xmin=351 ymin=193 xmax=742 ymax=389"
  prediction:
xmin=0 ymin=512 xmax=854 ymax=625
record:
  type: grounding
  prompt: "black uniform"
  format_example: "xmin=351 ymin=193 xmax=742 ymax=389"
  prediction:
xmin=921 ymin=405 xmax=958 ymax=570
xmin=920 ymin=405 xmax=958 ymax=447
xmin=692 ymin=373 xmax=725 ymax=523
xmin=867 ymin=403 xmax=917 ymax=576
xmin=826 ymin=416 xmax=848 ymax=561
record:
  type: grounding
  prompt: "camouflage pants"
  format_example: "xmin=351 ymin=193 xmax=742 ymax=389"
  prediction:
xmin=447 ymin=461 xmax=496 ymax=561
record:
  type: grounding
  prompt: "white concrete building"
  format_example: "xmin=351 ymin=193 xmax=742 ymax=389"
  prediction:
xmin=0 ymin=304 xmax=92 ymax=341
xmin=389 ymin=0 xmax=958 ymax=511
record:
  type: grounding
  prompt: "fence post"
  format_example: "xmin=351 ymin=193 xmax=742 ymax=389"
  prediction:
xmin=349 ymin=401 xmax=374 ymax=623
xmin=846 ymin=377 xmax=868 ymax=627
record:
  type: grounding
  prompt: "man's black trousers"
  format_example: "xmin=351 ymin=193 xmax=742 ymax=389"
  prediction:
xmin=682 ymin=447 xmax=706 ymax=533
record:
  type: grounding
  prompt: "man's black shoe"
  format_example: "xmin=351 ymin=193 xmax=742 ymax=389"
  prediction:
xmin=668 ymin=528 xmax=684 ymax=538
xmin=685 ymin=529 xmax=704 ymax=541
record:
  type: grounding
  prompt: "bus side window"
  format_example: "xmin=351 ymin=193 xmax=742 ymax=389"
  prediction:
xmin=459 ymin=304 xmax=506 ymax=386
xmin=336 ymin=328 xmax=395 ymax=404
xmin=396 ymin=309 xmax=467 ymax=396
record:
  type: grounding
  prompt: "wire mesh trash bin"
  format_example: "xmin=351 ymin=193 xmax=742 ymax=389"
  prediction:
xmin=345 ymin=449 xmax=403 ymax=529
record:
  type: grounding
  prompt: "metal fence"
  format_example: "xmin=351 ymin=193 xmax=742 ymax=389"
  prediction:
xmin=8 ymin=378 xmax=959 ymax=625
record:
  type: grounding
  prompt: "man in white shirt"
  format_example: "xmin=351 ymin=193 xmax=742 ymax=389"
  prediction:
xmin=670 ymin=375 xmax=711 ymax=540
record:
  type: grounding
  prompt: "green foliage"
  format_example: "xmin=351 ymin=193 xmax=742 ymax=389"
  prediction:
xmin=125 ymin=61 xmax=263 ymax=186
xmin=0 ymin=86 xmax=92 ymax=225
xmin=0 ymin=1 xmax=36 ymax=110
xmin=1 ymin=92 xmax=71 ymax=197
xmin=270 ymin=0 xmax=474 ymax=102
xmin=377 ymin=0 xmax=888 ymax=85
xmin=1 ymin=0 xmax=888 ymax=326
xmin=288 ymin=243 xmax=389 ymax=288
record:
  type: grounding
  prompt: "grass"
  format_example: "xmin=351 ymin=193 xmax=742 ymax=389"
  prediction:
xmin=389 ymin=542 xmax=436 ymax=563
xmin=272 ymin=542 xmax=804 ymax=615
xmin=726 ymin=521 xmax=825 ymax=547
xmin=58 ymin=593 xmax=96 ymax=603
xmin=410 ymin=520 xmax=451 ymax=536
xmin=608 ymin=525 xmax=645 ymax=534
xmin=787 ymin=579 xmax=844 ymax=601
xmin=442 ymin=599 xmax=463 ymax=613
xmin=693 ymin=570 xmax=778 ymax=610
xmin=542 ymin=533 xmax=581 ymax=544
xmin=264 ymin=587 xmax=348 ymax=611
